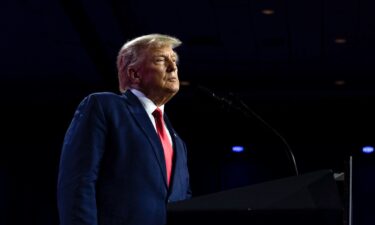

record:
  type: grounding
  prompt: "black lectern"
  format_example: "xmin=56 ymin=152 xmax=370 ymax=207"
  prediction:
xmin=168 ymin=170 xmax=343 ymax=225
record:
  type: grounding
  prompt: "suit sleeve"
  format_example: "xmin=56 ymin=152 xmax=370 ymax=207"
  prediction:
xmin=57 ymin=95 xmax=107 ymax=225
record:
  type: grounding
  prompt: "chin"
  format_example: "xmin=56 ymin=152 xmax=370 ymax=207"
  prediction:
xmin=166 ymin=84 xmax=180 ymax=93
xmin=168 ymin=88 xmax=179 ymax=95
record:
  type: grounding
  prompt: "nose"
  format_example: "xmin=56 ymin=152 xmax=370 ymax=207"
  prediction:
xmin=166 ymin=59 xmax=177 ymax=72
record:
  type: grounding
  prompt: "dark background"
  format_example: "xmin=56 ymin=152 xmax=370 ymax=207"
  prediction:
xmin=1 ymin=0 xmax=375 ymax=224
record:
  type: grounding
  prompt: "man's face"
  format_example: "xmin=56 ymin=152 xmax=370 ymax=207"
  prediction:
xmin=136 ymin=45 xmax=180 ymax=101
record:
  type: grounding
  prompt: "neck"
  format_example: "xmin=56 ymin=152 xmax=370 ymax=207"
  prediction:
xmin=149 ymin=94 xmax=173 ymax=107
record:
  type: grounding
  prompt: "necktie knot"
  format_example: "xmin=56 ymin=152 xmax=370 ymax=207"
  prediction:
xmin=152 ymin=108 xmax=163 ymax=120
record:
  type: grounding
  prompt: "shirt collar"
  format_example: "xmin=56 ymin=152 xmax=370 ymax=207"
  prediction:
xmin=130 ymin=89 xmax=165 ymax=115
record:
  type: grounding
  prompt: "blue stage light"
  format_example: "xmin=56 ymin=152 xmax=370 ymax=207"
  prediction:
xmin=232 ymin=146 xmax=244 ymax=153
xmin=362 ymin=146 xmax=374 ymax=154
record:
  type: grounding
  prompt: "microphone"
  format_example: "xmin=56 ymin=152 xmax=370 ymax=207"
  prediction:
xmin=196 ymin=84 xmax=299 ymax=176
xmin=196 ymin=85 xmax=236 ymax=108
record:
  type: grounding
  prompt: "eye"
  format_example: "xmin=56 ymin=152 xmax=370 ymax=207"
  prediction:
xmin=155 ymin=57 xmax=165 ymax=63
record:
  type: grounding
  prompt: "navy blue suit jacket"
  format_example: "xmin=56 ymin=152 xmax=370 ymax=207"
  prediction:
xmin=57 ymin=91 xmax=191 ymax=225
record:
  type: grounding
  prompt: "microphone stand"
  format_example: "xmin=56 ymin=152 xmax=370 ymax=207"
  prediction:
xmin=196 ymin=85 xmax=299 ymax=176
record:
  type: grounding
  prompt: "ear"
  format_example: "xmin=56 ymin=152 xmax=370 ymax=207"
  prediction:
xmin=128 ymin=68 xmax=141 ymax=84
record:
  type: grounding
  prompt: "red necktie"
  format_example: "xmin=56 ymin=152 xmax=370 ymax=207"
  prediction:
xmin=152 ymin=108 xmax=174 ymax=186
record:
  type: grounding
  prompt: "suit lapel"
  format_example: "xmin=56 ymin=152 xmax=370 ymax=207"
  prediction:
xmin=122 ymin=91 xmax=168 ymax=187
xmin=164 ymin=113 xmax=180 ymax=189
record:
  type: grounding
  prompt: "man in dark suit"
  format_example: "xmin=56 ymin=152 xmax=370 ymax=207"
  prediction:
xmin=57 ymin=34 xmax=192 ymax=225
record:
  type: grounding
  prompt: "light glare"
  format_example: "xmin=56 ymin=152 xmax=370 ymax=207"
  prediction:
xmin=232 ymin=146 xmax=244 ymax=153
xmin=362 ymin=146 xmax=374 ymax=154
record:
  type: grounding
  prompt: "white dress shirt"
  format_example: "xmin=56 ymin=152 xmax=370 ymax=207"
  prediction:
xmin=130 ymin=89 xmax=173 ymax=145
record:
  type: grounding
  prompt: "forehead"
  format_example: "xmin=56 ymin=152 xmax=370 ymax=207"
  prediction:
xmin=145 ymin=45 xmax=177 ymax=56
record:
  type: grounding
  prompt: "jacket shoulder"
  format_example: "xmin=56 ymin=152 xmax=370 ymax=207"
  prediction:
xmin=83 ymin=92 xmax=124 ymax=103
xmin=87 ymin=91 xmax=121 ymax=99
xmin=74 ymin=92 xmax=125 ymax=112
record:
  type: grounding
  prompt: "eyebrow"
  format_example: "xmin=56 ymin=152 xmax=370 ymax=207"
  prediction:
xmin=153 ymin=53 xmax=179 ymax=61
